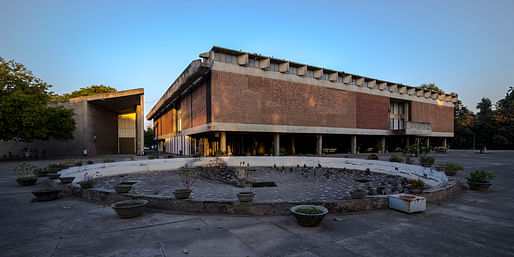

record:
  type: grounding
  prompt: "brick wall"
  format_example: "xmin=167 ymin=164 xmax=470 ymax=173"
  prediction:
xmin=411 ymin=102 xmax=454 ymax=132
xmin=211 ymin=70 xmax=357 ymax=128
xmin=355 ymin=92 xmax=390 ymax=130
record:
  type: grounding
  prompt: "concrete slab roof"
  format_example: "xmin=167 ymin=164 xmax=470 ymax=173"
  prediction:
xmin=55 ymin=88 xmax=144 ymax=114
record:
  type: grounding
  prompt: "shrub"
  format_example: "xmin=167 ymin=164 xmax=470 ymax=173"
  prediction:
xmin=179 ymin=166 xmax=198 ymax=189
xmin=389 ymin=155 xmax=404 ymax=163
xmin=75 ymin=161 xmax=82 ymax=166
xmin=419 ymin=156 xmax=435 ymax=167
xmin=103 ymin=158 xmax=114 ymax=163
xmin=466 ymin=170 xmax=495 ymax=183
xmin=147 ymin=154 xmax=154 ymax=160
xmin=405 ymin=157 xmax=413 ymax=164
xmin=14 ymin=163 xmax=36 ymax=177
xmin=443 ymin=163 xmax=464 ymax=172
xmin=367 ymin=154 xmax=379 ymax=160
xmin=410 ymin=178 xmax=426 ymax=188
xmin=295 ymin=207 xmax=324 ymax=214
xmin=87 ymin=160 xmax=94 ymax=165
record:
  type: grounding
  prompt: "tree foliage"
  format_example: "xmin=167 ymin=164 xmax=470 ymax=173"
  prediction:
xmin=52 ymin=85 xmax=116 ymax=101
xmin=144 ymin=127 xmax=156 ymax=147
xmin=419 ymin=83 xmax=444 ymax=93
xmin=0 ymin=57 xmax=76 ymax=142
xmin=450 ymin=86 xmax=514 ymax=149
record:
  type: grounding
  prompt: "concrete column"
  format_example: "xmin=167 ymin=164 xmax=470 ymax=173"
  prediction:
xmin=316 ymin=135 xmax=323 ymax=156
xmin=135 ymin=94 xmax=144 ymax=156
xmin=351 ymin=135 xmax=357 ymax=154
xmin=274 ymin=133 xmax=280 ymax=156
xmin=442 ymin=138 xmax=447 ymax=148
xmin=292 ymin=136 xmax=296 ymax=155
xmin=220 ymin=132 xmax=226 ymax=154
xmin=380 ymin=136 xmax=386 ymax=153
xmin=406 ymin=136 xmax=410 ymax=148
xmin=426 ymin=137 xmax=430 ymax=147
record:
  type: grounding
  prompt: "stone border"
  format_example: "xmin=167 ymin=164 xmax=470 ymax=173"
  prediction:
xmin=70 ymin=181 xmax=460 ymax=215
xmin=60 ymin=156 xmax=447 ymax=186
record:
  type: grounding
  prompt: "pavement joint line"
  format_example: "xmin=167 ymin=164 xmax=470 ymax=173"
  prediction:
xmin=60 ymin=217 xmax=203 ymax=239
xmin=159 ymin=241 xmax=166 ymax=257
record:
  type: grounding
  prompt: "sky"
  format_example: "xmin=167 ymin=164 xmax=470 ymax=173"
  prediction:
xmin=1 ymin=0 xmax=513 ymax=126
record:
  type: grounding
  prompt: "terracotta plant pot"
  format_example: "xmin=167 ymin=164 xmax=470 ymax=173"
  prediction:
xmin=79 ymin=180 xmax=94 ymax=189
xmin=407 ymin=185 xmax=424 ymax=194
xmin=290 ymin=205 xmax=328 ymax=227
xmin=350 ymin=190 xmax=367 ymax=199
xmin=32 ymin=189 xmax=61 ymax=201
xmin=16 ymin=176 xmax=37 ymax=186
xmin=237 ymin=192 xmax=255 ymax=202
xmin=467 ymin=181 xmax=492 ymax=191
xmin=59 ymin=177 xmax=75 ymax=184
xmin=173 ymin=189 xmax=192 ymax=199
xmin=47 ymin=173 xmax=61 ymax=179
xmin=114 ymin=184 xmax=132 ymax=193
xmin=111 ymin=199 xmax=148 ymax=218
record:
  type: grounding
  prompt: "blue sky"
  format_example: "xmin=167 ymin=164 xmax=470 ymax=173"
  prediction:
xmin=1 ymin=0 xmax=513 ymax=123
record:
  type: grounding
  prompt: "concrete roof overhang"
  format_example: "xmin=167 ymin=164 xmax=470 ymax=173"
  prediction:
xmin=146 ymin=60 xmax=211 ymax=120
xmin=63 ymin=88 xmax=144 ymax=114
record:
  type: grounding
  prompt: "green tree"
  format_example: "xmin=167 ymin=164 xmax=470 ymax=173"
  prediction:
xmin=52 ymin=85 xmax=116 ymax=101
xmin=419 ymin=83 xmax=444 ymax=93
xmin=493 ymin=86 xmax=514 ymax=147
xmin=0 ymin=57 xmax=76 ymax=142
xmin=474 ymin=97 xmax=496 ymax=148
xmin=450 ymin=100 xmax=474 ymax=149
xmin=144 ymin=127 xmax=156 ymax=147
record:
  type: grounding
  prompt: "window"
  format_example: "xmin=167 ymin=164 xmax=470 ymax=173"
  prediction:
xmin=337 ymin=76 xmax=343 ymax=83
xmin=363 ymin=81 xmax=368 ymax=87
xmin=306 ymin=70 xmax=314 ymax=78
xmin=214 ymin=53 xmax=237 ymax=64
xmin=269 ymin=62 xmax=279 ymax=72
xmin=322 ymin=73 xmax=329 ymax=80
xmin=248 ymin=58 xmax=259 ymax=68
xmin=288 ymin=66 xmax=298 ymax=75
xmin=351 ymin=79 xmax=356 ymax=85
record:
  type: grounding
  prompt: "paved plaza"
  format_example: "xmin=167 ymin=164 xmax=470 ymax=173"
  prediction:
xmin=1 ymin=150 xmax=513 ymax=257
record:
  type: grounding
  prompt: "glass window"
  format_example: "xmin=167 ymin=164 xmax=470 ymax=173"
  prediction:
xmin=363 ymin=81 xmax=368 ymax=87
xmin=269 ymin=62 xmax=279 ymax=72
xmin=351 ymin=79 xmax=356 ymax=85
xmin=322 ymin=73 xmax=329 ymax=80
xmin=337 ymin=76 xmax=343 ymax=83
xmin=248 ymin=58 xmax=259 ymax=68
xmin=288 ymin=66 xmax=298 ymax=75
xmin=306 ymin=70 xmax=314 ymax=78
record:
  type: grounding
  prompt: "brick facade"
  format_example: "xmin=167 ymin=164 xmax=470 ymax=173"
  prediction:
xmin=411 ymin=101 xmax=454 ymax=132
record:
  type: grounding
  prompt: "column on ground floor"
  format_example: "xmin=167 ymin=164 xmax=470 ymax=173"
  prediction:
xmin=380 ymin=136 xmax=386 ymax=153
xmin=426 ymin=137 xmax=430 ymax=147
xmin=316 ymin=135 xmax=322 ymax=156
xmin=442 ymin=138 xmax=447 ymax=148
xmin=220 ymin=132 xmax=226 ymax=154
xmin=351 ymin=135 xmax=357 ymax=154
xmin=274 ymin=133 xmax=280 ymax=156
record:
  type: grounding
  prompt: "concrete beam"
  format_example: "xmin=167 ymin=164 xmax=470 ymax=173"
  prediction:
xmin=368 ymin=80 xmax=377 ymax=89
xmin=388 ymin=84 xmax=397 ymax=92
xmin=314 ymin=69 xmax=323 ymax=79
xmin=398 ymin=86 xmax=406 ymax=94
xmin=328 ymin=72 xmax=338 ymax=82
xmin=431 ymin=92 xmax=438 ymax=99
xmin=424 ymin=91 xmax=432 ymax=98
xmin=416 ymin=88 xmax=424 ymax=97
xmin=259 ymin=58 xmax=270 ymax=70
xmin=237 ymin=53 xmax=248 ymax=66
xmin=356 ymin=77 xmax=364 ymax=86
xmin=279 ymin=62 xmax=289 ymax=73
xmin=343 ymin=74 xmax=352 ymax=84
xmin=378 ymin=82 xmax=387 ymax=91
xmin=298 ymin=65 xmax=307 ymax=76
xmin=408 ymin=88 xmax=416 ymax=95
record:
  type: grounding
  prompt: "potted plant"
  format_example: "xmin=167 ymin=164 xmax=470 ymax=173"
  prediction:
xmin=111 ymin=199 xmax=148 ymax=218
xmin=236 ymin=163 xmax=255 ymax=202
xmin=389 ymin=155 xmax=404 ymax=163
xmin=290 ymin=205 xmax=329 ymax=227
xmin=114 ymin=181 xmax=137 ymax=193
xmin=419 ymin=156 xmax=435 ymax=167
xmin=466 ymin=170 xmax=495 ymax=191
xmin=407 ymin=178 xmax=426 ymax=194
xmin=59 ymin=176 xmax=75 ymax=184
xmin=47 ymin=172 xmax=61 ymax=179
xmin=437 ymin=163 xmax=464 ymax=176
xmin=367 ymin=154 xmax=379 ymax=160
xmin=14 ymin=163 xmax=37 ymax=186
xmin=79 ymin=171 xmax=102 ymax=189
xmin=173 ymin=166 xmax=198 ymax=199
xmin=350 ymin=188 xmax=367 ymax=199
xmin=32 ymin=180 xmax=61 ymax=201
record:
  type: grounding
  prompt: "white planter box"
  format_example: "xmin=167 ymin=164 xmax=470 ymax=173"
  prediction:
xmin=389 ymin=194 xmax=426 ymax=213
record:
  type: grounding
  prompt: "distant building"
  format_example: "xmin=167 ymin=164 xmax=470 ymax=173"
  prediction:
xmin=147 ymin=47 xmax=457 ymax=156
xmin=1 ymin=89 xmax=144 ymax=157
